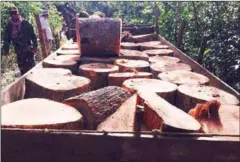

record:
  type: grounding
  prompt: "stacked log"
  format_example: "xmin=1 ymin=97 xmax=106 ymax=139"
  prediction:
xmin=25 ymin=70 xmax=90 ymax=102
xmin=79 ymin=63 xmax=119 ymax=90
xmin=176 ymin=84 xmax=240 ymax=112
xmin=62 ymin=43 xmax=78 ymax=50
xmin=143 ymin=49 xmax=174 ymax=56
xmin=63 ymin=86 xmax=132 ymax=129
xmin=97 ymin=94 xmax=138 ymax=132
xmin=80 ymin=57 xmax=118 ymax=65
xmin=1 ymin=98 xmax=83 ymax=129
xmin=119 ymin=49 xmax=149 ymax=61
xmin=122 ymin=26 xmax=155 ymax=35
xmin=57 ymin=49 xmax=80 ymax=55
xmin=149 ymin=56 xmax=180 ymax=64
xmin=139 ymin=45 xmax=169 ymax=51
xmin=132 ymin=34 xmax=159 ymax=43
xmin=114 ymin=59 xmax=150 ymax=72
xmin=77 ymin=18 xmax=121 ymax=57
xmin=120 ymin=42 xmax=139 ymax=50
xmin=137 ymin=91 xmax=201 ymax=132
xmin=150 ymin=62 xmax=192 ymax=78
xmin=108 ymin=72 xmax=153 ymax=87
xmin=158 ymin=70 xmax=210 ymax=85
xmin=122 ymin=78 xmax=178 ymax=105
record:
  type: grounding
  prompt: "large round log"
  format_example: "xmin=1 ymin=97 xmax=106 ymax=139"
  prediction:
xmin=25 ymin=71 xmax=90 ymax=102
xmin=42 ymin=56 xmax=79 ymax=74
xmin=150 ymin=62 xmax=192 ymax=78
xmin=132 ymin=34 xmax=159 ymax=43
xmin=137 ymin=91 xmax=201 ymax=132
xmin=78 ymin=18 xmax=121 ymax=57
xmin=97 ymin=94 xmax=138 ymax=132
xmin=143 ymin=49 xmax=174 ymax=56
xmin=79 ymin=63 xmax=119 ymax=90
xmin=149 ymin=56 xmax=180 ymax=64
xmin=114 ymin=59 xmax=150 ymax=72
xmin=137 ymin=41 xmax=161 ymax=46
xmin=57 ymin=49 xmax=80 ymax=55
xmin=176 ymin=84 xmax=240 ymax=112
xmin=62 ymin=43 xmax=78 ymax=50
xmin=120 ymin=42 xmax=139 ymax=50
xmin=80 ymin=57 xmax=118 ymax=65
xmin=63 ymin=86 xmax=132 ymax=129
xmin=158 ymin=70 xmax=210 ymax=85
xmin=1 ymin=98 xmax=83 ymax=129
xmin=122 ymin=78 xmax=178 ymax=105
xmin=108 ymin=72 xmax=153 ymax=87
xmin=119 ymin=49 xmax=149 ymax=61
xmin=139 ymin=44 xmax=169 ymax=51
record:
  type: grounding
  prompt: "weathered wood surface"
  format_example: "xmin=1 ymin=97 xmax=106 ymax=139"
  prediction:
xmin=80 ymin=57 xmax=118 ymax=65
xmin=63 ymin=86 xmax=132 ymax=129
xmin=25 ymin=70 xmax=90 ymax=102
xmin=119 ymin=49 xmax=149 ymax=61
xmin=149 ymin=56 xmax=180 ymax=64
xmin=108 ymin=72 xmax=153 ymax=87
xmin=158 ymin=70 xmax=210 ymax=85
xmin=158 ymin=35 xmax=239 ymax=98
xmin=114 ymin=59 xmax=150 ymax=72
xmin=78 ymin=18 xmax=122 ymax=57
xmin=143 ymin=49 xmax=174 ymax=56
xmin=79 ymin=63 xmax=119 ymax=90
xmin=123 ymin=78 xmax=178 ymax=105
xmin=150 ymin=62 xmax=192 ymax=78
xmin=97 ymin=94 xmax=137 ymax=132
xmin=1 ymin=98 xmax=83 ymax=129
xmin=137 ymin=91 xmax=201 ymax=132
xmin=120 ymin=42 xmax=139 ymax=50
xmin=176 ymin=84 xmax=240 ymax=112
xmin=132 ymin=34 xmax=159 ymax=43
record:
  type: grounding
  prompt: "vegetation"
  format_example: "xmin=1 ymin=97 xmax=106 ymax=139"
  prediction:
xmin=1 ymin=1 xmax=239 ymax=92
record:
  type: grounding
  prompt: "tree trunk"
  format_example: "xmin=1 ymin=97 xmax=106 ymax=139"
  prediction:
xmin=142 ymin=49 xmax=174 ymax=56
xmin=120 ymin=42 xmax=140 ymax=50
xmin=79 ymin=63 xmax=119 ymax=90
xmin=62 ymin=86 xmax=132 ymax=129
xmin=119 ymin=49 xmax=149 ymax=61
xmin=25 ymin=70 xmax=90 ymax=102
xmin=149 ymin=56 xmax=180 ymax=64
xmin=176 ymin=84 xmax=240 ymax=112
xmin=114 ymin=59 xmax=150 ymax=72
xmin=154 ymin=2 xmax=160 ymax=35
xmin=176 ymin=20 xmax=185 ymax=49
xmin=122 ymin=78 xmax=178 ymax=105
xmin=108 ymin=72 xmax=153 ymax=87
xmin=77 ymin=18 xmax=122 ymax=57
xmin=1 ymin=98 xmax=83 ymax=129
xmin=137 ymin=91 xmax=201 ymax=132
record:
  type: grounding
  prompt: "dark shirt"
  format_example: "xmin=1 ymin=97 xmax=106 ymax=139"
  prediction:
xmin=2 ymin=19 xmax=38 ymax=54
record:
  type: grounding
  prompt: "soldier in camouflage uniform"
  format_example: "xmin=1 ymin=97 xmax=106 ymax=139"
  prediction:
xmin=2 ymin=7 xmax=38 ymax=76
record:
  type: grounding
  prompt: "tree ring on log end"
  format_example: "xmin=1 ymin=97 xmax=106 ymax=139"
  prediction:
xmin=143 ymin=49 xmax=174 ymax=56
xmin=149 ymin=56 xmax=180 ymax=64
xmin=114 ymin=59 xmax=150 ymax=72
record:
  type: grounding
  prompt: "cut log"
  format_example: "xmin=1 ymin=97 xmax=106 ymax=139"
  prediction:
xmin=114 ymin=59 xmax=150 ymax=72
xmin=122 ymin=26 xmax=155 ymax=35
xmin=143 ymin=49 xmax=174 ymax=56
xmin=176 ymin=84 xmax=240 ymax=112
xmin=80 ymin=57 xmax=118 ymax=65
xmin=62 ymin=86 xmax=132 ymax=129
xmin=78 ymin=18 xmax=121 ymax=57
xmin=150 ymin=62 xmax=192 ymax=78
xmin=119 ymin=49 xmax=149 ymax=61
xmin=137 ymin=91 xmax=201 ymax=132
xmin=42 ymin=56 xmax=79 ymax=74
xmin=25 ymin=71 xmax=90 ymax=102
xmin=158 ymin=70 xmax=210 ymax=85
xmin=57 ymin=49 xmax=80 ymax=56
xmin=120 ymin=42 xmax=139 ymax=50
xmin=1 ymin=98 xmax=83 ymax=129
xmin=149 ymin=56 xmax=180 ymax=64
xmin=136 ymin=41 xmax=161 ymax=46
xmin=26 ymin=68 xmax=72 ymax=76
xmin=97 ymin=94 xmax=137 ymax=132
xmin=108 ymin=72 xmax=153 ymax=87
xmin=62 ymin=43 xmax=79 ymax=50
xmin=79 ymin=63 xmax=119 ymax=90
xmin=139 ymin=44 xmax=169 ymax=51
xmin=122 ymin=78 xmax=178 ymax=105
xmin=132 ymin=34 xmax=159 ymax=43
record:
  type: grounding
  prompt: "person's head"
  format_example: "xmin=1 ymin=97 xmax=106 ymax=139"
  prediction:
xmin=9 ymin=7 xmax=20 ymax=21
xmin=93 ymin=11 xmax=105 ymax=18
xmin=41 ymin=10 xmax=49 ymax=19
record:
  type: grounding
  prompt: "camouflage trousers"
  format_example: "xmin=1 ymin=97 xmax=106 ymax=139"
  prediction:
xmin=15 ymin=49 xmax=36 ymax=76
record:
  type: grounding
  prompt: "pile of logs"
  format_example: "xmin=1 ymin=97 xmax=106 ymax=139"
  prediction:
xmin=2 ymin=20 xmax=239 ymax=136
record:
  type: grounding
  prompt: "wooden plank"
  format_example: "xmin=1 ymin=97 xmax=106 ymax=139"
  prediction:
xmin=158 ymin=35 xmax=240 ymax=98
xmin=34 ymin=12 xmax=47 ymax=60
xmin=1 ymin=129 xmax=240 ymax=162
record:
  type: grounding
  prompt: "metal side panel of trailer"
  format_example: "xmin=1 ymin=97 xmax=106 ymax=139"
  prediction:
xmin=1 ymin=36 xmax=239 ymax=162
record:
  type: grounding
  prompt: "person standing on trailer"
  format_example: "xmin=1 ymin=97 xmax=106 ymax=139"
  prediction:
xmin=2 ymin=7 xmax=38 ymax=76
xmin=40 ymin=10 xmax=53 ymax=56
